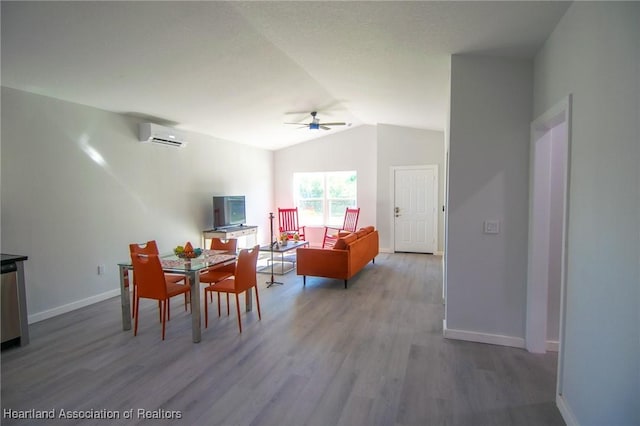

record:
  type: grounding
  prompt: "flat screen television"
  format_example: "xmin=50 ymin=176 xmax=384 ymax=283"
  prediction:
xmin=213 ymin=196 xmax=246 ymax=229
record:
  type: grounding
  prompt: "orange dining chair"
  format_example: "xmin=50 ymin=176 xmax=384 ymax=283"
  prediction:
xmin=200 ymin=238 xmax=238 ymax=306
xmin=204 ymin=245 xmax=261 ymax=333
xmin=129 ymin=240 xmax=189 ymax=319
xmin=278 ymin=207 xmax=306 ymax=241
xmin=322 ymin=207 xmax=360 ymax=248
xmin=129 ymin=252 xmax=191 ymax=340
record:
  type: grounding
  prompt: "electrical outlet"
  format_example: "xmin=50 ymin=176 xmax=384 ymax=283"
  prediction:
xmin=484 ymin=220 xmax=500 ymax=234
xmin=97 ymin=265 xmax=105 ymax=275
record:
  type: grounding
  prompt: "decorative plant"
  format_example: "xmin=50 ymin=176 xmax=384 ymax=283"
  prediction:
xmin=174 ymin=241 xmax=202 ymax=258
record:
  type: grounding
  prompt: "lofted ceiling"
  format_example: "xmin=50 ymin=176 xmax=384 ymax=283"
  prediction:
xmin=1 ymin=1 xmax=570 ymax=150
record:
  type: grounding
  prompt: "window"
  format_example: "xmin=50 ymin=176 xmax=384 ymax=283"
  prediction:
xmin=293 ymin=171 xmax=357 ymax=226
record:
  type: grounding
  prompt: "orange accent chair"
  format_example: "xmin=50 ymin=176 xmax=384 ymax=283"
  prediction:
xmin=129 ymin=240 xmax=189 ymax=319
xmin=129 ymin=252 xmax=191 ymax=340
xmin=200 ymin=238 xmax=237 ymax=306
xmin=278 ymin=207 xmax=306 ymax=241
xmin=322 ymin=207 xmax=360 ymax=248
xmin=204 ymin=245 xmax=261 ymax=333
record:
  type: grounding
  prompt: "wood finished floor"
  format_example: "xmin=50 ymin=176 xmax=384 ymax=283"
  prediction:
xmin=1 ymin=253 xmax=564 ymax=426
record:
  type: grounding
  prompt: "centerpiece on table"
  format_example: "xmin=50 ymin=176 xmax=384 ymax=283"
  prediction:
xmin=174 ymin=241 xmax=203 ymax=259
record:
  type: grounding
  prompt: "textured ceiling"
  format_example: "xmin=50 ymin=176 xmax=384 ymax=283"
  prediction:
xmin=1 ymin=1 xmax=570 ymax=150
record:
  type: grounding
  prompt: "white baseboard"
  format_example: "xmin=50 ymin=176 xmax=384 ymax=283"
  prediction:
xmin=546 ymin=340 xmax=559 ymax=352
xmin=28 ymin=288 xmax=120 ymax=324
xmin=556 ymin=394 xmax=578 ymax=426
xmin=443 ymin=324 xmax=525 ymax=349
xmin=381 ymin=248 xmax=444 ymax=255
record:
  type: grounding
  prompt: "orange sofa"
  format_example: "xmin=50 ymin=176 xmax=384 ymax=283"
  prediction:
xmin=296 ymin=226 xmax=379 ymax=288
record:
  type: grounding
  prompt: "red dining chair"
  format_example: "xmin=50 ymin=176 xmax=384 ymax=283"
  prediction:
xmin=322 ymin=207 xmax=360 ymax=248
xmin=129 ymin=240 xmax=189 ymax=319
xmin=130 ymin=252 xmax=191 ymax=340
xmin=200 ymin=238 xmax=237 ymax=306
xmin=278 ymin=207 xmax=305 ymax=241
xmin=204 ymin=245 xmax=261 ymax=333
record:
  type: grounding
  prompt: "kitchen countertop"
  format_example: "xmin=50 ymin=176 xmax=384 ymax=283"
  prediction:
xmin=1 ymin=254 xmax=29 ymax=265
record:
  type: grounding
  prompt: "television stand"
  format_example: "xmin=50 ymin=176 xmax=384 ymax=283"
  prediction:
xmin=202 ymin=226 xmax=258 ymax=248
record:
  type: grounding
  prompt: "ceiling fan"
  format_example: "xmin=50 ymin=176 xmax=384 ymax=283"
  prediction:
xmin=284 ymin=111 xmax=346 ymax=131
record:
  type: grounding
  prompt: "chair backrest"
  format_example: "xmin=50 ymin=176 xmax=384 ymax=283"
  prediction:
xmin=129 ymin=241 xmax=161 ymax=286
xmin=278 ymin=208 xmax=300 ymax=233
xmin=130 ymin=253 xmax=167 ymax=299
xmin=130 ymin=240 xmax=159 ymax=255
xmin=342 ymin=207 xmax=360 ymax=232
xmin=233 ymin=245 xmax=259 ymax=292
xmin=210 ymin=238 xmax=238 ymax=253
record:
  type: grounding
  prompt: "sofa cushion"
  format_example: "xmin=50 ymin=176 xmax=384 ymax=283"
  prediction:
xmin=333 ymin=233 xmax=357 ymax=250
xmin=361 ymin=226 xmax=374 ymax=234
xmin=356 ymin=228 xmax=369 ymax=239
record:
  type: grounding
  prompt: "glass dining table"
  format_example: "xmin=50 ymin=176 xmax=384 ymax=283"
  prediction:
xmin=117 ymin=250 xmax=244 ymax=343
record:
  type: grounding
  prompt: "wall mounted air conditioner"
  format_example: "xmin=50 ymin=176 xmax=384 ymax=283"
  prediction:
xmin=138 ymin=122 xmax=187 ymax=148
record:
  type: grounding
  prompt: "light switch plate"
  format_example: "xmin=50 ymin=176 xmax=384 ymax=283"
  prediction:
xmin=484 ymin=220 xmax=500 ymax=234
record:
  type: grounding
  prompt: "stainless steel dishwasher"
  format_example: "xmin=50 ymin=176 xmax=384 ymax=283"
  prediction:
xmin=1 ymin=254 xmax=29 ymax=348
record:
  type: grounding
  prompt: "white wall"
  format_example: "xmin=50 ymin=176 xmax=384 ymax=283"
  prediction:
xmin=1 ymin=87 xmax=274 ymax=322
xmin=445 ymin=55 xmax=532 ymax=345
xmin=534 ymin=3 xmax=640 ymax=425
xmin=377 ymin=124 xmax=445 ymax=253
xmin=274 ymin=124 xmax=445 ymax=252
xmin=273 ymin=125 xmax=378 ymax=247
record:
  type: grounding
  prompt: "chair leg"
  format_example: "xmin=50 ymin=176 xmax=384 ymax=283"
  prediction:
xmin=217 ymin=293 xmax=221 ymax=317
xmin=167 ymin=299 xmax=171 ymax=321
xmin=161 ymin=300 xmax=167 ymax=340
xmin=227 ymin=294 xmax=230 ymax=316
xmin=134 ymin=297 xmax=140 ymax=336
xmin=235 ymin=293 xmax=242 ymax=333
xmin=158 ymin=301 xmax=162 ymax=322
xmin=254 ymin=286 xmax=262 ymax=320
xmin=205 ymin=290 xmax=209 ymax=328
xmin=132 ymin=284 xmax=137 ymax=319
xmin=184 ymin=278 xmax=190 ymax=311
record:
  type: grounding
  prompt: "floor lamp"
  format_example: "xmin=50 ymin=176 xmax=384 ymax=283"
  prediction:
xmin=266 ymin=212 xmax=282 ymax=287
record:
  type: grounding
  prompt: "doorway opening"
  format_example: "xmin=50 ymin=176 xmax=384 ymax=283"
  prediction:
xmin=526 ymin=95 xmax=572 ymax=398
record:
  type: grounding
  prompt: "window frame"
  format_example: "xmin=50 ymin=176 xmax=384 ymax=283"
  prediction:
xmin=293 ymin=171 xmax=357 ymax=227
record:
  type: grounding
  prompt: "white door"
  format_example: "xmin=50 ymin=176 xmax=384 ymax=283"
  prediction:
xmin=393 ymin=166 xmax=438 ymax=253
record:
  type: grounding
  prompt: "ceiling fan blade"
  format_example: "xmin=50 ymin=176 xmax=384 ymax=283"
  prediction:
xmin=320 ymin=126 xmax=331 ymax=131
xmin=284 ymin=122 xmax=307 ymax=125
xmin=319 ymin=122 xmax=346 ymax=126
